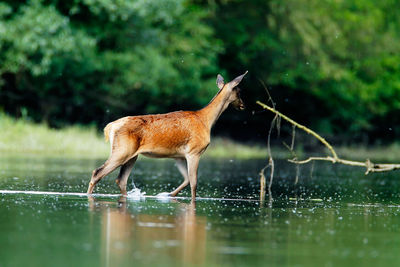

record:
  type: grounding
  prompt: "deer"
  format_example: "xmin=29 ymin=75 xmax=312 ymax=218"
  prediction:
xmin=87 ymin=71 xmax=248 ymax=200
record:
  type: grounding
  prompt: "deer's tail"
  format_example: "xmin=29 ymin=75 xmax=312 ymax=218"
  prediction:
xmin=104 ymin=123 xmax=113 ymax=143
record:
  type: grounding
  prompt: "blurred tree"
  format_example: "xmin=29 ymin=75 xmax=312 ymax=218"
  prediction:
xmin=0 ymin=0 xmax=98 ymax=123
xmin=0 ymin=0 xmax=221 ymax=126
xmin=204 ymin=0 xmax=400 ymax=143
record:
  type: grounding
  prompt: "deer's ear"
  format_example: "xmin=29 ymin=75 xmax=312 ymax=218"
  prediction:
xmin=216 ymin=74 xmax=225 ymax=90
xmin=228 ymin=71 xmax=248 ymax=88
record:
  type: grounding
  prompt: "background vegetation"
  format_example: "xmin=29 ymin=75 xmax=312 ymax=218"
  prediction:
xmin=1 ymin=0 xmax=400 ymax=144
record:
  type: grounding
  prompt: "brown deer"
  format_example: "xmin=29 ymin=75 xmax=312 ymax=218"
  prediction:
xmin=87 ymin=71 xmax=248 ymax=199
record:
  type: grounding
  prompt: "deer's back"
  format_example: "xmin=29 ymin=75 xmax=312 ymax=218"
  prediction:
xmin=109 ymin=111 xmax=209 ymax=157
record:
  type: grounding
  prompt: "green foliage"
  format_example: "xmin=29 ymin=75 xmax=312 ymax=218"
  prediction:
xmin=1 ymin=0 xmax=400 ymax=142
xmin=208 ymin=0 xmax=400 ymax=141
xmin=0 ymin=0 xmax=220 ymax=126
xmin=0 ymin=1 xmax=95 ymax=76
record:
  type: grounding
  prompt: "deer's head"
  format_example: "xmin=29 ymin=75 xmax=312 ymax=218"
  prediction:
xmin=216 ymin=71 xmax=247 ymax=110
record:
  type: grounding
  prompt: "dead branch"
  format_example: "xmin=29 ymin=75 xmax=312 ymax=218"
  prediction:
xmin=266 ymin=115 xmax=277 ymax=204
xmin=259 ymin=83 xmax=278 ymax=206
xmin=256 ymin=101 xmax=400 ymax=175
xmin=259 ymin=166 xmax=266 ymax=203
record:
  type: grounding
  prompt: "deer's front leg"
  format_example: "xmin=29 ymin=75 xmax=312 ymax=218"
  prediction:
xmin=169 ymin=158 xmax=189 ymax=197
xmin=186 ymin=154 xmax=200 ymax=200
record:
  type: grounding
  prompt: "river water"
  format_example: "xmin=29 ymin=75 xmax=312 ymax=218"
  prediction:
xmin=1 ymin=156 xmax=400 ymax=266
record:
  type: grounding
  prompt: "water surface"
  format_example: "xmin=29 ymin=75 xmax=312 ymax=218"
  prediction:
xmin=1 ymin=156 xmax=400 ymax=266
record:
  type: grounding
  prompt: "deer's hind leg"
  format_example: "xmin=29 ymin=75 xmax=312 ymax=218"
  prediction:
xmin=115 ymin=156 xmax=138 ymax=195
xmin=87 ymin=133 xmax=139 ymax=195
xmin=87 ymin=154 xmax=125 ymax=194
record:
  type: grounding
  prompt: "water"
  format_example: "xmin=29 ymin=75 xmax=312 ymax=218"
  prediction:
xmin=1 ymin=156 xmax=400 ymax=266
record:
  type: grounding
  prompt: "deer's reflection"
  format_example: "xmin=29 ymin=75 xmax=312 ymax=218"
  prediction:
xmin=88 ymin=197 xmax=206 ymax=266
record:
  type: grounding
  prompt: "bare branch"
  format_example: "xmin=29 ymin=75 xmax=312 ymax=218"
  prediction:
xmin=257 ymin=101 xmax=400 ymax=175
xmin=256 ymin=101 xmax=338 ymax=160
xmin=258 ymin=84 xmax=279 ymax=206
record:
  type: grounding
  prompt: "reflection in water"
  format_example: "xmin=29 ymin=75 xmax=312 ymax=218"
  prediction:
xmin=88 ymin=197 xmax=206 ymax=266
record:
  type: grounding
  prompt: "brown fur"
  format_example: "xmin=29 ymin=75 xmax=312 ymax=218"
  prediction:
xmin=104 ymin=123 xmax=112 ymax=142
xmin=105 ymin=111 xmax=208 ymax=158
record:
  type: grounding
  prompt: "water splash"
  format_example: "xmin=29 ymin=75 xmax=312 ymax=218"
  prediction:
xmin=131 ymin=178 xmax=137 ymax=190
xmin=127 ymin=188 xmax=146 ymax=200
xmin=127 ymin=179 xmax=145 ymax=199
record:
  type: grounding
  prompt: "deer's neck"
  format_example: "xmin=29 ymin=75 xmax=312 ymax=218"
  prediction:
xmin=197 ymin=89 xmax=231 ymax=130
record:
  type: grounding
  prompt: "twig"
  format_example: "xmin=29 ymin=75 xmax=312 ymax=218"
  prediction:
xmin=259 ymin=111 xmax=278 ymax=206
xmin=259 ymin=84 xmax=278 ymax=206
xmin=259 ymin=166 xmax=267 ymax=203
xmin=310 ymin=161 xmax=315 ymax=179
xmin=290 ymin=124 xmax=296 ymax=151
xmin=267 ymin=115 xmax=277 ymax=205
